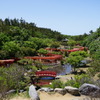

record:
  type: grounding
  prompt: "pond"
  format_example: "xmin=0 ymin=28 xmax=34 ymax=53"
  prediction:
xmin=47 ymin=64 xmax=72 ymax=76
xmin=46 ymin=59 xmax=90 ymax=76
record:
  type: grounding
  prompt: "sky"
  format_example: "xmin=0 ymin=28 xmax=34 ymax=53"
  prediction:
xmin=0 ymin=0 xmax=100 ymax=35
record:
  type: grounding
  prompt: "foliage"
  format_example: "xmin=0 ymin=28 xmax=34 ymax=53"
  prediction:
xmin=2 ymin=41 xmax=22 ymax=58
xmin=0 ymin=18 xmax=64 ymax=58
xmin=69 ymin=51 xmax=88 ymax=58
xmin=20 ymin=47 xmax=36 ymax=56
xmin=87 ymin=60 xmax=100 ymax=77
xmin=23 ymin=41 xmax=37 ymax=49
xmin=49 ymin=80 xmax=64 ymax=89
xmin=97 ymin=73 xmax=100 ymax=79
xmin=70 ymin=33 xmax=89 ymax=42
xmin=49 ymin=41 xmax=60 ymax=48
xmin=37 ymin=48 xmax=48 ymax=55
xmin=0 ymin=50 xmax=8 ymax=59
xmin=65 ymin=74 xmax=93 ymax=88
xmin=33 ymin=60 xmax=43 ymax=70
xmin=33 ymin=60 xmax=50 ymax=70
xmin=92 ymin=50 xmax=100 ymax=60
xmin=0 ymin=65 xmax=26 ymax=99
xmin=52 ymin=51 xmax=62 ymax=55
xmin=83 ymin=32 xmax=99 ymax=47
xmin=67 ymin=56 xmax=83 ymax=71
xmin=29 ymin=37 xmax=49 ymax=50
xmin=90 ymin=60 xmax=100 ymax=72
xmin=83 ymin=28 xmax=100 ymax=60
xmin=17 ymin=59 xmax=38 ymax=71
xmin=89 ymin=39 xmax=100 ymax=54
xmin=18 ymin=59 xmax=33 ymax=65
xmin=67 ymin=40 xmax=76 ymax=47
xmin=0 ymin=33 xmax=10 ymax=48
xmin=67 ymin=51 xmax=88 ymax=71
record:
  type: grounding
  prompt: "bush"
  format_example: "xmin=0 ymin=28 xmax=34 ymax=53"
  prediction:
xmin=87 ymin=60 xmax=100 ymax=77
xmin=65 ymin=74 xmax=93 ymax=88
xmin=37 ymin=48 xmax=48 ymax=55
xmin=49 ymin=80 xmax=64 ymax=89
xmin=0 ymin=64 xmax=26 ymax=99
xmin=97 ymin=74 xmax=100 ymax=79
xmin=17 ymin=59 xmax=36 ymax=70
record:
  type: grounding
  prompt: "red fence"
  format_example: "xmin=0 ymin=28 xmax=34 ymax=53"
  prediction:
xmin=0 ymin=59 xmax=15 ymax=66
xmin=46 ymin=47 xmax=88 ymax=53
xmin=0 ymin=47 xmax=87 ymax=66
xmin=24 ymin=53 xmax=62 ymax=60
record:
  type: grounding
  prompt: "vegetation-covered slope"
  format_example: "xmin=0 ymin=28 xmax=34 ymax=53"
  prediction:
xmin=0 ymin=18 xmax=64 ymax=59
xmin=83 ymin=28 xmax=100 ymax=60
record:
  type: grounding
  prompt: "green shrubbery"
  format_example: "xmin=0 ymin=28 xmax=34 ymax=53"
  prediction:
xmin=48 ymin=74 xmax=94 ymax=89
xmin=65 ymin=74 xmax=93 ymax=88
xmin=49 ymin=80 xmax=65 ymax=89
xmin=87 ymin=60 xmax=100 ymax=77
xmin=0 ymin=65 xmax=26 ymax=99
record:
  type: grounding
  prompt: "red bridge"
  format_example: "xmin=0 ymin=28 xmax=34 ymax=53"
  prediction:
xmin=35 ymin=71 xmax=57 ymax=77
xmin=35 ymin=71 xmax=57 ymax=85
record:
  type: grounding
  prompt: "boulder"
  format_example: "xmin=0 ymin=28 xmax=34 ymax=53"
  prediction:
xmin=79 ymin=83 xmax=100 ymax=98
xmin=39 ymin=87 xmax=54 ymax=92
xmin=64 ymin=86 xmax=80 ymax=96
xmin=29 ymin=85 xmax=40 ymax=100
xmin=54 ymin=88 xmax=66 ymax=95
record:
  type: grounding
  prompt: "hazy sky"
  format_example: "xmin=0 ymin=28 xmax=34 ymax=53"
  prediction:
xmin=0 ymin=0 xmax=100 ymax=35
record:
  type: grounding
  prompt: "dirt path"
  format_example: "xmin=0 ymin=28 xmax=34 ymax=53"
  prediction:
xmin=10 ymin=92 xmax=87 ymax=100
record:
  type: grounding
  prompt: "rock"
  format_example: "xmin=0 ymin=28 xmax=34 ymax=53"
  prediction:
xmin=79 ymin=83 xmax=100 ymax=98
xmin=49 ymin=88 xmax=54 ymax=92
xmin=19 ymin=90 xmax=24 ymax=93
xmin=29 ymin=85 xmax=40 ymax=100
xmin=54 ymin=88 xmax=66 ymax=95
xmin=55 ymin=76 xmax=60 ymax=79
xmin=39 ymin=87 xmax=54 ymax=92
xmin=64 ymin=86 xmax=80 ymax=96
xmin=6 ymin=89 xmax=16 ymax=94
xmin=0 ymin=93 xmax=2 ymax=98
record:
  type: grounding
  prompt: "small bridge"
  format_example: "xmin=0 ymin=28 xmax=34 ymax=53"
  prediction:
xmin=35 ymin=71 xmax=57 ymax=77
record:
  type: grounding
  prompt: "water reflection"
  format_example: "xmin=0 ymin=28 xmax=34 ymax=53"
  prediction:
xmin=47 ymin=64 xmax=72 ymax=76
xmin=58 ymin=64 xmax=72 ymax=75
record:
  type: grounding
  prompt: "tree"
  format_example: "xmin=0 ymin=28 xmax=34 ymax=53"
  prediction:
xmin=23 ymin=41 xmax=37 ymax=49
xmin=0 ymin=65 xmax=25 ymax=99
xmin=2 ymin=41 xmax=21 ymax=58
xmin=0 ymin=33 xmax=10 ymax=48
xmin=67 ymin=56 xmax=83 ymax=72
xmin=29 ymin=37 xmax=49 ymax=50
xmin=67 ymin=51 xmax=88 ymax=72
xmin=37 ymin=48 xmax=48 ymax=56
xmin=69 ymin=51 xmax=88 ymax=58
xmin=50 ymin=41 xmax=60 ymax=48
xmin=67 ymin=40 xmax=76 ymax=47
xmin=4 ymin=18 xmax=10 ymax=26
xmin=0 ymin=50 xmax=8 ymax=59
xmin=89 ymin=38 xmax=100 ymax=54
xmin=20 ymin=47 xmax=36 ymax=56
